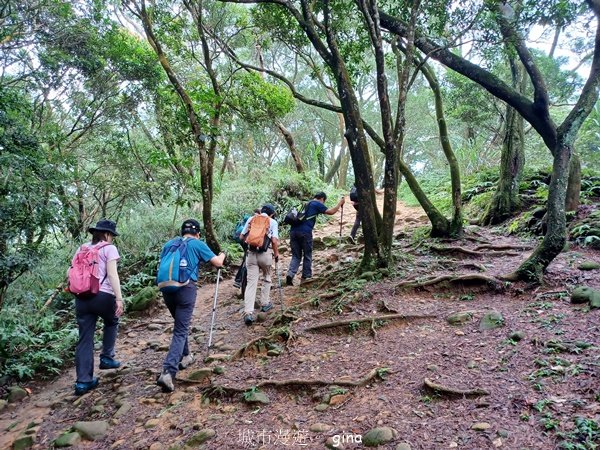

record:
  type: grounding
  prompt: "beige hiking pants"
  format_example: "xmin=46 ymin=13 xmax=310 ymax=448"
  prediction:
xmin=243 ymin=249 xmax=273 ymax=315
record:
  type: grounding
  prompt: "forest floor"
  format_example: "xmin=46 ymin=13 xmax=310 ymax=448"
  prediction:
xmin=1 ymin=193 xmax=599 ymax=450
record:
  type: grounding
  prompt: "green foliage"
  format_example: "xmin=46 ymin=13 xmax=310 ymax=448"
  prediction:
xmin=0 ymin=87 xmax=62 ymax=301
xmin=557 ymin=417 xmax=600 ymax=450
xmin=397 ymin=172 xmax=454 ymax=214
xmin=0 ymin=303 xmax=77 ymax=380
xmin=228 ymin=72 xmax=295 ymax=124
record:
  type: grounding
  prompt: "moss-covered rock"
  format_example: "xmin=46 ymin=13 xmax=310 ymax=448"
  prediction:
xmin=128 ymin=286 xmax=159 ymax=312
xmin=447 ymin=311 xmax=474 ymax=325
xmin=578 ymin=261 xmax=600 ymax=270
xmin=480 ymin=311 xmax=504 ymax=330
xmin=363 ymin=427 xmax=397 ymax=447
xmin=54 ymin=432 xmax=82 ymax=447
xmin=571 ymin=286 xmax=600 ymax=305
xmin=185 ymin=429 xmax=216 ymax=446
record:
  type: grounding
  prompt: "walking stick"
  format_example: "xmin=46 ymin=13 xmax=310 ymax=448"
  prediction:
xmin=275 ymin=261 xmax=285 ymax=312
xmin=339 ymin=203 xmax=344 ymax=247
xmin=207 ymin=267 xmax=222 ymax=355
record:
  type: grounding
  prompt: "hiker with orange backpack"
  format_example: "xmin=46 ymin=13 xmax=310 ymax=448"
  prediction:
xmin=240 ymin=204 xmax=280 ymax=326
xmin=68 ymin=219 xmax=124 ymax=396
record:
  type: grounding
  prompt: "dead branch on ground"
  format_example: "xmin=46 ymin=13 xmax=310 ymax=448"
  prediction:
xmin=304 ymin=313 xmax=436 ymax=333
xmin=423 ymin=378 xmax=489 ymax=397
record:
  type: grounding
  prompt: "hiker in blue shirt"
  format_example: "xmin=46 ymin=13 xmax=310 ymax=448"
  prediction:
xmin=286 ymin=192 xmax=344 ymax=286
xmin=156 ymin=219 xmax=225 ymax=393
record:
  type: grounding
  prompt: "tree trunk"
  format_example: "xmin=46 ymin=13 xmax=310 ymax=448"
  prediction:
xmin=565 ymin=153 xmax=581 ymax=212
xmin=276 ymin=121 xmax=304 ymax=173
xmin=482 ymin=58 xmax=525 ymax=225
xmin=399 ymin=161 xmax=450 ymax=237
xmin=135 ymin=0 xmax=220 ymax=252
xmin=482 ymin=103 xmax=525 ymax=225
xmin=419 ymin=61 xmax=463 ymax=236
xmin=512 ymin=140 xmax=572 ymax=281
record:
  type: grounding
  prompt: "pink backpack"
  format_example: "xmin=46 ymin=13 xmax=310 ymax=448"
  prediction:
xmin=67 ymin=242 xmax=110 ymax=296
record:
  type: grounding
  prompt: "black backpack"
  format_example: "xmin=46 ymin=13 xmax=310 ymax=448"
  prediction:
xmin=350 ymin=186 xmax=358 ymax=202
xmin=283 ymin=202 xmax=317 ymax=226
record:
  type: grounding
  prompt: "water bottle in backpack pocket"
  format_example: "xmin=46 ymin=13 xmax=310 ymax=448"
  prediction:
xmin=157 ymin=238 xmax=192 ymax=293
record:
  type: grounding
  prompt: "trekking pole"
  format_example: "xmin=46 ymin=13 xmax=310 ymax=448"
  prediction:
xmin=207 ymin=267 xmax=222 ymax=355
xmin=275 ymin=261 xmax=285 ymax=312
xmin=339 ymin=203 xmax=344 ymax=247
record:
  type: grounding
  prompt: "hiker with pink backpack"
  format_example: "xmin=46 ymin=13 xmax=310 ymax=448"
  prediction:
xmin=67 ymin=219 xmax=124 ymax=396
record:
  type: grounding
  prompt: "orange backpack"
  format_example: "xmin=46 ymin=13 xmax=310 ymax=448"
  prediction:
xmin=245 ymin=215 xmax=271 ymax=252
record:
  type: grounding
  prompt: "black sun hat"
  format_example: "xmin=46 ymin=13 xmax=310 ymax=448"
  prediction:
xmin=181 ymin=219 xmax=201 ymax=236
xmin=88 ymin=219 xmax=119 ymax=236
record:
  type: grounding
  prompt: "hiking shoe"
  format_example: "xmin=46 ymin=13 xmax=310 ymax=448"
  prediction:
xmin=233 ymin=280 xmax=241 ymax=288
xmin=99 ymin=356 xmax=121 ymax=370
xmin=285 ymin=275 xmax=293 ymax=286
xmin=157 ymin=370 xmax=174 ymax=393
xmin=244 ymin=314 xmax=255 ymax=326
xmin=74 ymin=377 xmax=99 ymax=396
xmin=349 ymin=235 xmax=356 ymax=244
xmin=178 ymin=353 xmax=195 ymax=370
xmin=260 ymin=303 xmax=273 ymax=313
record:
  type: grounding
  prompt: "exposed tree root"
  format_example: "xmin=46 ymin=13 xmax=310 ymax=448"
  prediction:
xmin=458 ymin=263 xmax=487 ymax=272
xmin=396 ymin=274 xmax=503 ymax=291
xmin=231 ymin=326 xmax=294 ymax=360
xmin=423 ymin=378 xmax=490 ymax=397
xmin=304 ymin=313 xmax=435 ymax=333
xmin=379 ymin=299 xmax=400 ymax=313
xmin=203 ymin=367 xmax=386 ymax=396
xmin=473 ymin=244 xmax=532 ymax=251
xmin=429 ymin=245 xmax=519 ymax=257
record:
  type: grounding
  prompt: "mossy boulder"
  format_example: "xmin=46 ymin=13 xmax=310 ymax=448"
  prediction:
xmin=73 ymin=421 xmax=109 ymax=441
xmin=578 ymin=261 xmax=600 ymax=271
xmin=571 ymin=286 xmax=600 ymax=305
xmin=7 ymin=386 xmax=28 ymax=403
xmin=128 ymin=286 xmax=159 ymax=312
xmin=363 ymin=427 xmax=398 ymax=447
xmin=447 ymin=311 xmax=474 ymax=325
xmin=54 ymin=432 xmax=82 ymax=447
xmin=243 ymin=391 xmax=270 ymax=404
xmin=186 ymin=429 xmax=216 ymax=446
xmin=480 ymin=311 xmax=505 ymax=330
xmin=12 ymin=434 xmax=34 ymax=450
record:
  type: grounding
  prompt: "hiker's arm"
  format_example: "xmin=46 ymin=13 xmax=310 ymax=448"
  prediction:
xmin=210 ymin=252 xmax=226 ymax=268
xmin=325 ymin=196 xmax=345 ymax=215
xmin=106 ymin=259 xmax=124 ymax=317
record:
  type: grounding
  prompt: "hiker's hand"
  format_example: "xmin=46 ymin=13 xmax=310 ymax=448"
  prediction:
xmin=340 ymin=196 xmax=345 ymax=205
xmin=115 ymin=299 xmax=124 ymax=317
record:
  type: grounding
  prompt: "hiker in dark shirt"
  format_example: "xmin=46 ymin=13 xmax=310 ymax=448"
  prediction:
xmin=286 ymin=192 xmax=344 ymax=286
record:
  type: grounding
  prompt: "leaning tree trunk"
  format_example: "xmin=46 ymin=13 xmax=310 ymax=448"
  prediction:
xmin=420 ymin=62 xmax=463 ymax=236
xmin=482 ymin=103 xmax=525 ymax=225
xmin=399 ymin=161 xmax=450 ymax=237
xmin=512 ymin=140 xmax=572 ymax=281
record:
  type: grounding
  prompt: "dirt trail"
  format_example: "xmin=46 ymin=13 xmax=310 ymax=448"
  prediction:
xmin=1 ymin=194 xmax=599 ymax=450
